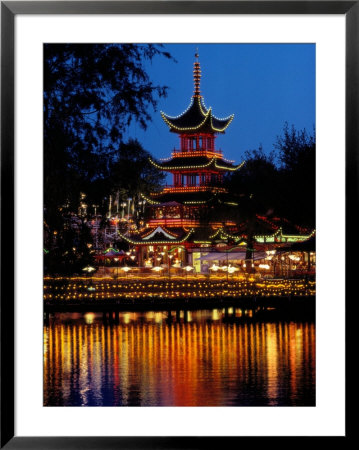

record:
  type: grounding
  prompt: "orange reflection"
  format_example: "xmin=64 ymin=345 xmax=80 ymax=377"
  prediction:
xmin=44 ymin=312 xmax=315 ymax=406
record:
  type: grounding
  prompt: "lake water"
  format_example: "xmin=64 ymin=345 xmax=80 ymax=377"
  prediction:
xmin=43 ymin=309 xmax=315 ymax=406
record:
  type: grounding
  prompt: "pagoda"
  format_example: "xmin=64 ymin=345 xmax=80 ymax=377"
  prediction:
xmin=120 ymin=53 xmax=244 ymax=269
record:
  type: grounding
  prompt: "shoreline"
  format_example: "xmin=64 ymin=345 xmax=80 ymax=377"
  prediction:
xmin=44 ymin=294 xmax=315 ymax=319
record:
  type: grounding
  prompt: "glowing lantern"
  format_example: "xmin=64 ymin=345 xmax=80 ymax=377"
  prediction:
xmin=82 ymin=266 xmax=96 ymax=273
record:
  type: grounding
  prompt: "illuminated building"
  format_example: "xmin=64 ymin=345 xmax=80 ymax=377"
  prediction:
xmin=119 ymin=53 xmax=315 ymax=272
xmin=118 ymin=53 xmax=246 ymax=269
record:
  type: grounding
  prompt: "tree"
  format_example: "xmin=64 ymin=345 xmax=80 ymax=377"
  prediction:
xmin=275 ymin=122 xmax=315 ymax=171
xmin=225 ymin=124 xmax=315 ymax=229
xmin=44 ymin=218 xmax=95 ymax=275
xmin=44 ymin=44 xmax=173 ymax=272
xmin=44 ymin=44 xmax=172 ymax=221
xmin=224 ymin=146 xmax=280 ymax=216
xmin=274 ymin=123 xmax=315 ymax=227
xmin=108 ymin=138 xmax=165 ymax=222
xmin=222 ymin=124 xmax=315 ymax=271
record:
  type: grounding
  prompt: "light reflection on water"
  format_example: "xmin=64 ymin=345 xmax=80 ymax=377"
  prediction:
xmin=43 ymin=310 xmax=315 ymax=406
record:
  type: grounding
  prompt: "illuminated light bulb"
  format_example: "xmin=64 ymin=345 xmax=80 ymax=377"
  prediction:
xmin=82 ymin=266 xmax=96 ymax=273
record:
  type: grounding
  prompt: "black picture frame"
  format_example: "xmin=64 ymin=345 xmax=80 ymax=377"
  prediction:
xmin=0 ymin=1 xmax=353 ymax=447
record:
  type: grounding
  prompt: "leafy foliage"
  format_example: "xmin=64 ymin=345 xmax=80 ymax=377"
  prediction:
xmin=225 ymin=124 xmax=315 ymax=230
xmin=274 ymin=123 xmax=315 ymax=226
xmin=224 ymin=146 xmax=280 ymax=217
xmin=44 ymin=43 xmax=171 ymax=216
xmin=110 ymin=139 xmax=165 ymax=201
xmin=44 ymin=44 xmax=172 ymax=274
xmin=44 ymin=219 xmax=94 ymax=276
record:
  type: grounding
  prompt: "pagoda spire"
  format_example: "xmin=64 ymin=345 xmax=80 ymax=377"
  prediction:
xmin=161 ymin=51 xmax=234 ymax=133
xmin=193 ymin=51 xmax=201 ymax=97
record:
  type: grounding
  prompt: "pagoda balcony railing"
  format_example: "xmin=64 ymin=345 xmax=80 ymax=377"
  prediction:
xmin=171 ymin=148 xmax=223 ymax=158
xmin=152 ymin=185 xmax=227 ymax=195
xmin=146 ymin=218 xmax=236 ymax=228
xmin=147 ymin=218 xmax=201 ymax=227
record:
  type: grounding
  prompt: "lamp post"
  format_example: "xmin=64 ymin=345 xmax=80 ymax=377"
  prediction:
xmin=82 ymin=265 xmax=96 ymax=284
xmin=121 ymin=202 xmax=126 ymax=219
xmin=114 ymin=257 xmax=119 ymax=280
xmin=127 ymin=197 xmax=132 ymax=220
xmin=168 ymin=254 xmax=173 ymax=279
xmin=228 ymin=265 xmax=239 ymax=279
xmin=138 ymin=200 xmax=143 ymax=220
xmin=183 ymin=265 xmax=194 ymax=281
xmin=130 ymin=253 xmax=136 ymax=269
xmin=121 ymin=266 xmax=131 ymax=279
xmin=226 ymin=251 xmax=229 ymax=283
xmin=108 ymin=195 xmax=112 ymax=218
xmin=209 ymin=263 xmax=219 ymax=279
xmin=151 ymin=266 xmax=163 ymax=278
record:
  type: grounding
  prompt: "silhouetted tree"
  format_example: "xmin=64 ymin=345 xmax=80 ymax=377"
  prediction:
xmin=222 ymin=124 xmax=315 ymax=270
xmin=44 ymin=43 xmax=172 ymax=222
xmin=108 ymin=139 xmax=165 ymax=222
xmin=44 ymin=44 xmax=173 ymax=272
xmin=225 ymin=146 xmax=280 ymax=217
xmin=274 ymin=123 xmax=315 ymax=227
xmin=44 ymin=218 xmax=94 ymax=275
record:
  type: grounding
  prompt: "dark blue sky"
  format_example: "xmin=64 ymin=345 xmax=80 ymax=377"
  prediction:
xmin=125 ymin=43 xmax=315 ymax=165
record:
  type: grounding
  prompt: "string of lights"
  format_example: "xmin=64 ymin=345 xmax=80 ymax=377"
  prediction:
xmin=44 ymin=278 xmax=316 ymax=302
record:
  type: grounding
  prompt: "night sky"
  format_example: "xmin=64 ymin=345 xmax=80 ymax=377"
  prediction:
xmin=125 ymin=43 xmax=315 ymax=166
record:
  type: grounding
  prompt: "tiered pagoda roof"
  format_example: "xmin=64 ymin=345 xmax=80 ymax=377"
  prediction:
xmin=161 ymin=52 xmax=234 ymax=134
xmin=142 ymin=189 xmax=242 ymax=206
xmin=120 ymin=54 xmax=245 ymax=247
xmin=149 ymin=156 xmax=244 ymax=172
xmin=161 ymin=96 xmax=234 ymax=134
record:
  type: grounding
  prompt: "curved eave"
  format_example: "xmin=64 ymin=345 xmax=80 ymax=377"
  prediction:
xmin=214 ymin=160 xmax=245 ymax=171
xmin=161 ymin=97 xmax=234 ymax=134
xmin=209 ymin=227 xmax=243 ymax=243
xmin=118 ymin=229 xmax=195 ymax=245
xmin=140 ymin=193 xmax=160 ymax=206
xmin=149 ymin=157 xmax=244 ymax=172
xmin=149 ymin=156 xmax=216 ymax=171
xmin=210 ymin=114 xmax=234 ymax=133
xmin=162 ymin=112 xmax=234 ymax=134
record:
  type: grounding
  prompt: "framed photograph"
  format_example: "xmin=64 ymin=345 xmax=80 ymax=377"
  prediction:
xmin=1 ymin=1 xmax=352 ymax=447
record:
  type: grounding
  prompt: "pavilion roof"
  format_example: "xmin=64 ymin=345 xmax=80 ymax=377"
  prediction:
xmin=118 ymin=228 xmax=195 ymax=245
xmin=284 ymin=235 xmax=316 ymax=251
